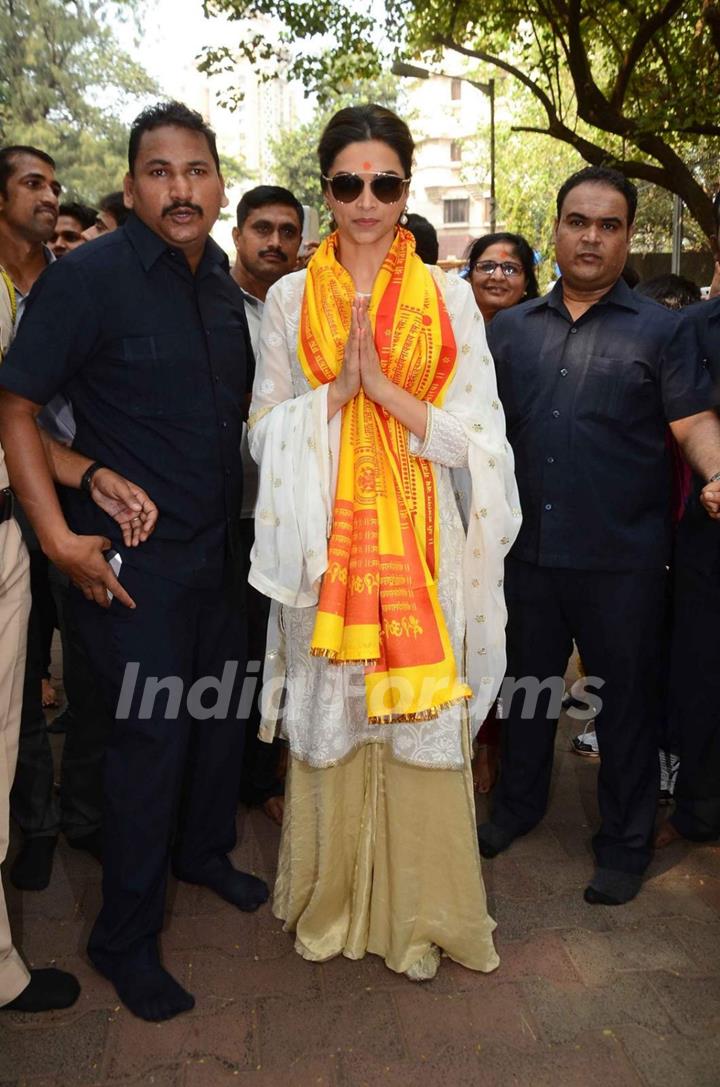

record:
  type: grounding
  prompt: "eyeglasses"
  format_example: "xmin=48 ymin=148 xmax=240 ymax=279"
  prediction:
xmin=472 ymin=260 xmax=523 ymax=278
xmin=321 ymin=172 xmax=411 ymax=204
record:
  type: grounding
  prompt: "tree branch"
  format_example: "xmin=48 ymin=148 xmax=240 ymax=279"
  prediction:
xmin=440 ymin=36 xmax=557 ymax=115
xmin=610 ymin=0 xmax=685 ymax=110
xmin=702 ymin=0 xmax=720 ymax=60
xmin=676 ymin=123 xmax=720 ymax=136
xmin=510 ymin=124 xmax=669 ymax=186
xmin=564 ymin=0 xmax=626 ymax=134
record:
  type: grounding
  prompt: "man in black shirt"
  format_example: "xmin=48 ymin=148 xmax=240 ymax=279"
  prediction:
xmin=0 ymin=102 xmax=267 ymax=1021
xmin=657 ymin=198 xmax=720 ymax=847
xmin=480 ymin=167 xmax=720 ymax=904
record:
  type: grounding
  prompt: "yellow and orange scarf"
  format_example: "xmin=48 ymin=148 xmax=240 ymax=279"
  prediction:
xmin=298 ymin=228 xmax=471 ymax=722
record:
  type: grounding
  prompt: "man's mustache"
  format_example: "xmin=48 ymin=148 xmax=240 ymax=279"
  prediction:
xmin=162 ymin=202 xmax=204 ymax=217
xmin=259 ymin=248 xmax=288 ymax=261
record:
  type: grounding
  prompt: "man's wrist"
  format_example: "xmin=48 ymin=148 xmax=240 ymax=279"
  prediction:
xmin=40 ymin=525 xmax=76 ymax=564
xmin=80 ymin=460 xmax=106 ymax=493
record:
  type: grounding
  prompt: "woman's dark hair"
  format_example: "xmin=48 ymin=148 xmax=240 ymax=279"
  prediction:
xmin=635 ymin=273 xmax=701 ymax=311
xmin=405 ymin=213 xmax=439 ymax=264
xmin=317 ymin=104 xmax=414 ymax=180
xmin=465 ymin=232 xmax=539 ymax=300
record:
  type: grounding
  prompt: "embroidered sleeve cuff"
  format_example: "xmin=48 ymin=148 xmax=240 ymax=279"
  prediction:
xmin=409 ymin=403 xmax=469 ymax=468
xmin=409 ymin=401 xmax=433 ymax=458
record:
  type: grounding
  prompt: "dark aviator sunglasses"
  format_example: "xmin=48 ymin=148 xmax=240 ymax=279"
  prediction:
xmin=321 ymin=171 xmax=411 ymax=205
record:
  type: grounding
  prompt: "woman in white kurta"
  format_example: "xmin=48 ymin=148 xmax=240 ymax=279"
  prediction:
xmin=248 ymin=105 xmax=521 ymax=980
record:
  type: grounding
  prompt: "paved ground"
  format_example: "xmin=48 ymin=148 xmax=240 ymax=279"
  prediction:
xmin=2 ymin=670 xmax=720 ymax=1086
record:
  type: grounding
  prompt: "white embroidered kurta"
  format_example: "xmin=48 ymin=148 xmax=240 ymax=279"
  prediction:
xmin=248 ymin=267 xmax=521 ymax=770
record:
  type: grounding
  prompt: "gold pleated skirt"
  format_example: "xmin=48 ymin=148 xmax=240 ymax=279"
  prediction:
xmin=273 ymin=722 xmax=499 ymax=977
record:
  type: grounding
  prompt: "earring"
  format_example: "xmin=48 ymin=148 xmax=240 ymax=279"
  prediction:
xmin=399 ymin=211 xmax=408 ymax=225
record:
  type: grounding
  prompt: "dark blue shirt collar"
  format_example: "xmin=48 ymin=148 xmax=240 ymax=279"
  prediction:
xmin=123 ymin=211 xmax=229 ymax=276
xmin=534 ymin=275 xmax=641 ymax=318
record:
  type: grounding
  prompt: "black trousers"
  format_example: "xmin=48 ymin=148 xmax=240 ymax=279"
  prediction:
xmin=69 ymin=563 xmax=247 ymax=972
xmin=492 ymin=558 xmax=666 ymax=875
xmin=48 ymin=564 xmax=111 ymax=839
xmin=668 ymin=560 xmax=720 ymax=840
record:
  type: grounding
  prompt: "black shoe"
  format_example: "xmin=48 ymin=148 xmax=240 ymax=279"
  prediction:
xmin=10 ymin=837 xmax=58 ymax=891
xmin=88 ymin=951 xmax=194 ymax=1023
xmin=67 ymin=828 xmax=102 ymax=864
xmin=584 ymin=867 xmax=642 ymax=906
xmin=174 ymin=858 xmax=269 ymax=912
xmin=1 ymin=968 xmax=80 ymax=1013
xmin=477 ymin=822 xmax=515 ymax=859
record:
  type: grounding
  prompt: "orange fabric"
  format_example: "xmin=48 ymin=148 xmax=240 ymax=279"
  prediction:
xmin=298 ymin=228 xmax=471 ymax=722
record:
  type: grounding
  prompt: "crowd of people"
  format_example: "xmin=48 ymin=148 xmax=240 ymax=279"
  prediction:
xmin=0 ymin=98 xmax=718 ymax=1027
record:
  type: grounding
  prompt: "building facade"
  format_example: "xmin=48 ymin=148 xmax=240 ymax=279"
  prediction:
xmin=404 ymin=72 xmax=493 ymax=264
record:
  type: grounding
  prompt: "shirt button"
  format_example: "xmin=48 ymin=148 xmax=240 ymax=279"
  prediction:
xmin=544 ymin=503 xmax=553 ymax=511
xmin=546 ymin=456 xmax=555 ymax=464
xmin=560 ymin=368 xmax=568 ymax=377
xmin=214 ymin=374 xmax=220 ymax=383
xmin=552 ymin=409 xmax=560 ymax=418
xmin=221 ymin=421 xmax=228 ymax=429
xmin=570 ymin=327 xmax=578 ymax=334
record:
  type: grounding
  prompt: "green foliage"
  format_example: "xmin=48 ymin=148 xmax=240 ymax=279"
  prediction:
xmin=201 ymin=0 xmax=720 ymax=247
xmin=0 ymin=0 xmax=156 ymax=202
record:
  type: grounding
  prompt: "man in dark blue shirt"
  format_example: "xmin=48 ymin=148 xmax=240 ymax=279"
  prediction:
xmin=0 ymin=102 xmax=267 ymax=1022
xmin=658 ymin=218 xmax=720 ymax=847
xmin=480 ymin=167 xmax=720 ymax=905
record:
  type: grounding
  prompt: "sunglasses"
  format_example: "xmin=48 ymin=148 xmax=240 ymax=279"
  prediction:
xmin=321 ymin=171 xmax=411 ymax=204
xmin=473 ymin=259 xmax=523 ymax=278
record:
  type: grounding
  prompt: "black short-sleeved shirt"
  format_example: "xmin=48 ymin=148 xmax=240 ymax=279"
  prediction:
xmin=674 ymin=297 xmax=720 ymax=573
xmin=0 ymin=213 xmax=253 ymax=588
xmin=488 ymin=277 xmax=716 ymax=571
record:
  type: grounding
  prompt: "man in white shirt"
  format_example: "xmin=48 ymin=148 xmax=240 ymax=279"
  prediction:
xmin=230 ymin=185 xmax=304 ymax=822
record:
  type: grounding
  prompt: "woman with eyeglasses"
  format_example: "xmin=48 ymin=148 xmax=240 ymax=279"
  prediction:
xmin=248 ymin=104 xmax=520 ymax=981
xmin=467 ymin=233 xmax=539 ymax=324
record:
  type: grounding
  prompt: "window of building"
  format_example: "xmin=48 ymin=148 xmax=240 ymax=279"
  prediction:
xmin=450 ymin=140 xmax=462 ymax=162
xmin=450 ymin=78 xmax=462 ymax=101
xmin=443 ymin=198 xmax=469 ymax=224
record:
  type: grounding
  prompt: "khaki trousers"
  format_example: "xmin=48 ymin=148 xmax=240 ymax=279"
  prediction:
xmin=0 ymin=517 xmax=31 ymax=1006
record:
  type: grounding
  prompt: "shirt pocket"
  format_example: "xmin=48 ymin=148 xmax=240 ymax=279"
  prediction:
xmin=582 ymin=354 xmax=654 ymax=424
xmin=106 ymin=333 xmax=208 ymax=417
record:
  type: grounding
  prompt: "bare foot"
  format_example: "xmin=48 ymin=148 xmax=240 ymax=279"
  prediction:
xmin=262 ymin=796 xmax=284 ymax=826
xmin=41 ymin=678 xmax=58 ymax=708
xmin=655 ymin=820 xmax=683 ymax=848
xmin=472 ymin=744 xmax=499 ymax=794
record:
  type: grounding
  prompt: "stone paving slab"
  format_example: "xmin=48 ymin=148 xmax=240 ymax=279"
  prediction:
xmin=2 ymin=711 xmax=720 ymax=1087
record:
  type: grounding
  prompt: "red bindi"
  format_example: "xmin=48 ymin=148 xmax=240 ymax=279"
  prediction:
xmin=362 ymin=161 xmax=372 ymax=170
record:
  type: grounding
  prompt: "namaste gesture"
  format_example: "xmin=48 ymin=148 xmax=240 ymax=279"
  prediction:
xmin=328 ymin=296 xmax=389 ymax=413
